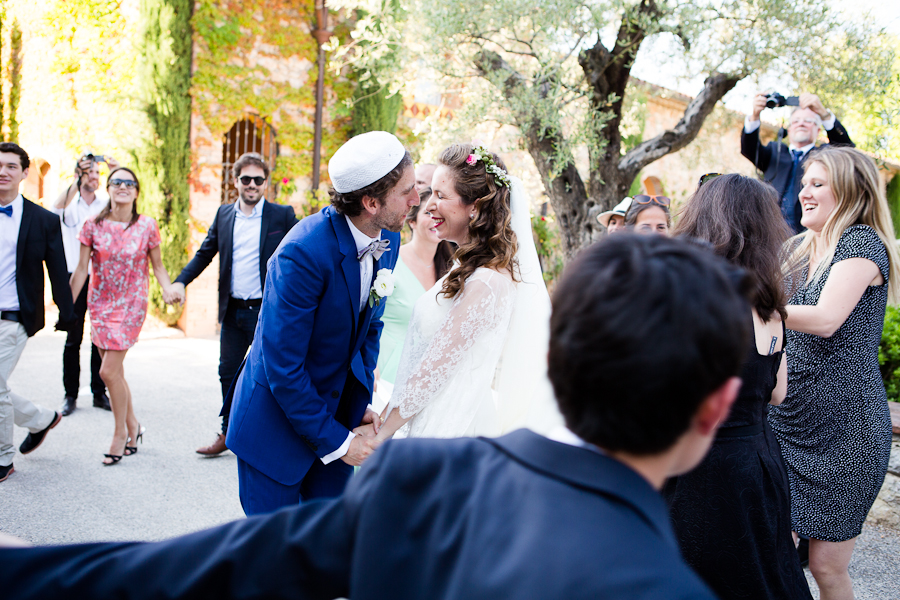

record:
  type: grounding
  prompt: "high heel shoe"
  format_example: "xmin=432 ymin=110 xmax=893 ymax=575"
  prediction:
xmin=102 ymin=453 xmax=123 ymax=466
xmin=124 ymin=426 xmax=145 ymax=457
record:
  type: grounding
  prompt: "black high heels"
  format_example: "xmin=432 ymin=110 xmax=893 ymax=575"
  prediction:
xmin=124 ymin=426 xmax=145 ymax=457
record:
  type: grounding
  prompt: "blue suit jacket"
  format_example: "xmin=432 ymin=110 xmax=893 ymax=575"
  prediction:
xmin=225 ymin=205 xmax=400 ymax=486
xmin=0 ymin=431 xmax=717 ymax=600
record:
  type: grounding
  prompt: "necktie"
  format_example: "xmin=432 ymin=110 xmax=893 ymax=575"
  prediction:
xmin=358 ymin=239 xmax=390 ymax=261
xmin=791 ymin=149 xmax=804 ymax=162
xmin=0 ymin=205 xmax=11 ymax=217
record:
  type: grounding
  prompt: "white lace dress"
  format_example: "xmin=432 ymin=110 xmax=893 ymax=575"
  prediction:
xmin=389 ymin=268 xmax=516 ymax=438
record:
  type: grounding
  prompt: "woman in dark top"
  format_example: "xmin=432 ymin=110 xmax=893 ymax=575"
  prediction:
xmin=769 ymin=146 xmax=898 ymax=599
xmin=664 ymin=174 xmax=812 ymax=600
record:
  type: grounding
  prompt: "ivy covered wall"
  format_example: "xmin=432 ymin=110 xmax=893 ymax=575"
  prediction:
xmin=137 ymin=0 xmax=193 ymax=324
xmin=190 ymin=0 xmax=354 ymax=197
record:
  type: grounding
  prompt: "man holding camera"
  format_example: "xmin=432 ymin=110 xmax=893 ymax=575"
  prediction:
xmin=741 ymin=92 xmax=853 ymax=234
xmin=53 ymin=153 xmax=119 ymax=416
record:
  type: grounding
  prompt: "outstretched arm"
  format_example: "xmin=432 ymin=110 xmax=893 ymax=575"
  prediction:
xmin=149 ymin=246 xmax=179 ymax=305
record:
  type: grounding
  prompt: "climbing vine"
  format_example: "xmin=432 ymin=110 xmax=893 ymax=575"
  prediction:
xmin=137 ymin=0 xmax=193 ymax=324
xmin=190 ymin=0 xmax=354 ymax=199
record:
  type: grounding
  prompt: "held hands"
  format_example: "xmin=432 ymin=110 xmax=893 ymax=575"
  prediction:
xmin=342 ymin=408 xmax=384 ymax=466
xmin=163 ymin=283 xmax=186 ymax=306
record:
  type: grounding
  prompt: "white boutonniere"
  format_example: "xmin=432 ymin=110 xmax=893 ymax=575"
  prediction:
xmin=369 ymin=268 xmax=395 ymax=308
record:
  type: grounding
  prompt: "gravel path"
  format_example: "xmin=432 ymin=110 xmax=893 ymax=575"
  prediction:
xmin=1 ymin=330 xmax=898 ymax=598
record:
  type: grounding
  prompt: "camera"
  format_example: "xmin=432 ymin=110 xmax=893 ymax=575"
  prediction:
xmin=765 ymin=93 xmax=799 ymax=109
xmin=81 ymin=152 xmax=107 ymax=164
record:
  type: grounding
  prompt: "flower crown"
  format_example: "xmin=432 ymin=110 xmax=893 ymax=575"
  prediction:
xmin=465 ymin=146 xmax=511 ymax=188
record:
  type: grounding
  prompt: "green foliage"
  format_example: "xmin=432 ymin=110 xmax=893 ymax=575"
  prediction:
xmin=879 ymin=305 xmax=900 ymax=402
xmin=800 ymin=33 xmax=899 ymax=163
xmin=888 ymin=175 xmax=900 ymax=239
xmin=530 ymin=214 xmax=564 ymax=288
xmin=136 ymin=0 xmax=193 ymax=324
xmin=351 ymin=74 xmax=402 ymax=135
xmin=7 ymin=19 xmax=21 ymax=143
xmin=190 ymin=0 xmax=353 ymax=199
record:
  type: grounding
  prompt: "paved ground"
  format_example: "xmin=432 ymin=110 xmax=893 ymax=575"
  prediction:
xmin=1 ymin=329 xmax=898 ymax=598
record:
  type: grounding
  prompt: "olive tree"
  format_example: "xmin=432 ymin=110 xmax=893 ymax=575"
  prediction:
xmin=418 ymin=0 xmax=889 ymax=256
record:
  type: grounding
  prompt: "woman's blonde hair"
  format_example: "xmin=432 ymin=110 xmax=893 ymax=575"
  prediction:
xmin=784 ymin=146 xmax=900 ymax=304
xmin=437 ymin=143 xmax=519 ymax=298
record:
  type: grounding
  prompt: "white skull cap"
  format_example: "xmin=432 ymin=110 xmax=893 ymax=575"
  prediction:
xmin=328 ymin=131 xmax=407 ymax=193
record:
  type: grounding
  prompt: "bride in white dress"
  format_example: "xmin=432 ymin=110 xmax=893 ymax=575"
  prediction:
xmin=372 ymin=144 xmax=561 ymax=442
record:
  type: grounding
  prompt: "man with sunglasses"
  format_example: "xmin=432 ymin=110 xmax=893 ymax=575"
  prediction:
xmin=741 ymin=91 xmax=853 ymax=234
xmin=170 ymin=152 xmax=297 ymax=457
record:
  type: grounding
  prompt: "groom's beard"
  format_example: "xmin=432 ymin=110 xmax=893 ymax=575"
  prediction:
xmin=372 ymin=205 xmax=407 ymax=233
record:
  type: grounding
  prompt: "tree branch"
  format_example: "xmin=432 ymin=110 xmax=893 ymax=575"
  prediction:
xmin=474 ymin=49 xmax=590 ymax=256
xmin=618 ymin=71 xmax=743 ymax=179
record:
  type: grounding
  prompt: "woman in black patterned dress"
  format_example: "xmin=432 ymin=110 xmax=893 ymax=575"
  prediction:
xmin=769 ymin=146 xmax=899 ymax=600
xmin=664 ymin=174 xmax=811 ymax=600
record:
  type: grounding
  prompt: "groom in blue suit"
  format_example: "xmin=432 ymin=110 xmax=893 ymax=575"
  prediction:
xmin=0 ymin=235 xmax=753 ymax=599
xmin=225 ymin=131 xmax=419 ymax=515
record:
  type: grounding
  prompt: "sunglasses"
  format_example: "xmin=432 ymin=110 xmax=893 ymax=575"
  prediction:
xmin=632 ymin=194 xmax=670 ymax=207
xmin=109 ymin=179 xmax=138 ymax=189
xmin=698 ymin=173 xmax=721 ymax=188
xmin=239 ymin=175 xmax=266 ymax=186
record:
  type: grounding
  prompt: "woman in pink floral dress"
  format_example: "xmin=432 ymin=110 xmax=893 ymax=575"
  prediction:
xmin=70 ymin=167 xmax=178 ymax=465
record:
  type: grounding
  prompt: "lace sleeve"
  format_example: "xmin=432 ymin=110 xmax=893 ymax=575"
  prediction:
xmin=392 ymin=272 xmax=515 ymax=419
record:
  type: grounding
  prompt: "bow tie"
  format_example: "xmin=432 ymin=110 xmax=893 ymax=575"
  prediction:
xmin=0 ymin=205 xmax=11 ymax=217
xmin=358 ymin=239 xmax=390 ymax=261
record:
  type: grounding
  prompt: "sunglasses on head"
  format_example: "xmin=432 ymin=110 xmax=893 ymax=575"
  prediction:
xmin=239 ymin=175 xmax=266 ymax=186
xmin=698 ymin=173 xmax=722 ymax=188
xmin=108 ymin=179 xmax=138 ymax=189
xmin=632 ymin=194 xmax=670 ymax=207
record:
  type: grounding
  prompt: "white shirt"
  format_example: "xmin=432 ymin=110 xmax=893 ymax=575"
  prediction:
xmin=0 ymin=194 xmax=24 ymax=311
xmin=57 ymin=191 xmax=108 ymax=272
xmin=344 ymin=214 xmax=380 ymax=313
xmin=230 ymin=199 xmax=265 ymax=300
xmin=321 ymin=216 xmax=383 ymax=465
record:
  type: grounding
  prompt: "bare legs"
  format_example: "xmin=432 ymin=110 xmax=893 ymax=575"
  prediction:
xmin=809 ymin=537 xmax=857 ymax=600
xmin=98 ymin=349 xmax=140 ymax=464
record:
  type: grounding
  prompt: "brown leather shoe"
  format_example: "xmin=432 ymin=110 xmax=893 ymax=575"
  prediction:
xmin=196 ymin=433 xmax=228 ymax=456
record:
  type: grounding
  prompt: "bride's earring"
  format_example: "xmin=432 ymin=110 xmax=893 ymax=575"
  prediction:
xmin=470 ymin=213 xmax=475 ymax=218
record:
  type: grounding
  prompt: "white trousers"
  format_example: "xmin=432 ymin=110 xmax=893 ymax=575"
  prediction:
xmin=0 ymin=320 xmax=56 ymax=467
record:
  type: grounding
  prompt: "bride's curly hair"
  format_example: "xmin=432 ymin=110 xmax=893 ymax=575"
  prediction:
xmin=438 ymin=143 xmax=519 ymax=299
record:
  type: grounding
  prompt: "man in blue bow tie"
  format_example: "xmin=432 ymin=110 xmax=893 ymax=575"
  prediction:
xmin=224 ymin=131 xmax=418 ymax=515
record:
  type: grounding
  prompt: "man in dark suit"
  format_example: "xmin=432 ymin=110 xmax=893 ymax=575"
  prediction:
xmin=226 ymin=131 xmax=413 ymax=515
xmin=169 ymin=153 xmax=297 ymax=457
xmin=0 ymin=234 xmax=751 ymax=599
xmin=741 ymin=91 xmax=853 ymax=233
xmin=0 ymin=142 xmax=75 ymax=483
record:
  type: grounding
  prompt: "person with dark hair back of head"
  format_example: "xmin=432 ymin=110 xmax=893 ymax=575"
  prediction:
xmin=664 ymin=174 xmax=813 ymax=600
xmin=0 ymin=142 xmax=75 ymax=483
xmin=168 ymin=152 xmax=297 ymax=457
xmin=0 ymin=235 xmax=749 ymax=600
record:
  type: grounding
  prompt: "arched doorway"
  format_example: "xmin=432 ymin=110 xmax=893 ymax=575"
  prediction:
xmin=221 ymin=115 xmax=277 ymax=204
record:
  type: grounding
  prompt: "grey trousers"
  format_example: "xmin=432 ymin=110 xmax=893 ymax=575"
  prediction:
xmin=0 ymin=320 xmax=56 ymax=467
